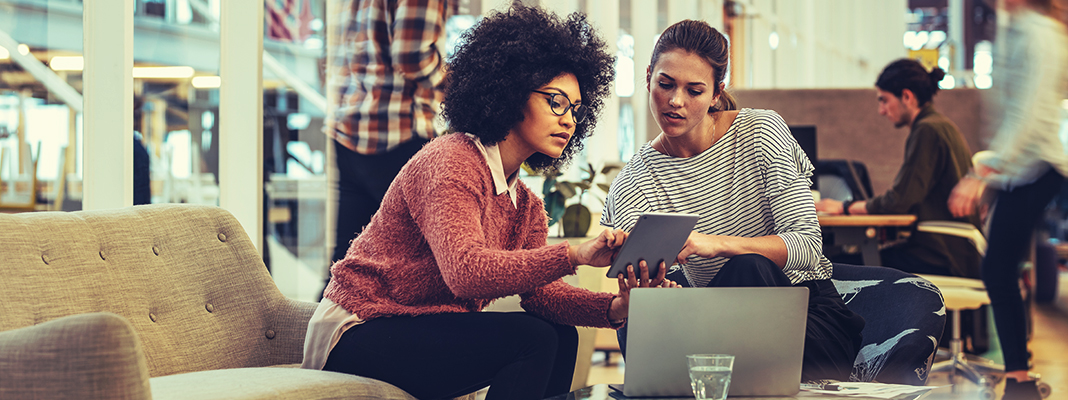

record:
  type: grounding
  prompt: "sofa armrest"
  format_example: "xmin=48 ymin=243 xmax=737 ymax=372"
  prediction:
xmin=267 ymin=298 xmax=320 ymax=365
xmin=0 ymin=312 xmax=152 ymax=400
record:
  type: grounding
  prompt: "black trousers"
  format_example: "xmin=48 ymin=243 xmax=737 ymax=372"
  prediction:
xmin=323 ymin=138 xmax=428 ymax=299
xmin=618 ymin=254 xmax=865 ymax=382
xmin=982 ymin=168 xmax=1064 ymax=371
xmin=324 ymin=312 xmax=578 ymax=400
xmin=331 ymin=138 xmax=429 ymax=264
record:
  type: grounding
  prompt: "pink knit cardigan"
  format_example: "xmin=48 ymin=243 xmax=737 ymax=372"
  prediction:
xmin=324 ymin=134 xmax=617 ymax=328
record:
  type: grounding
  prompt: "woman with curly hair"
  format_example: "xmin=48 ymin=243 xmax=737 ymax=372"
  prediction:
xmin=301 ymin=5 xmax=669 ymax=399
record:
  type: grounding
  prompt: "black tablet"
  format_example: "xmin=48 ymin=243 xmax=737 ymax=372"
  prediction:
xmin=605 ymin=212 xmax=700 ymax=279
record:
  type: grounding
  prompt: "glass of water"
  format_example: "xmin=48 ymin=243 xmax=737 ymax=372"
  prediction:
xmin=686 ymin=354 xmax=734 ymax=400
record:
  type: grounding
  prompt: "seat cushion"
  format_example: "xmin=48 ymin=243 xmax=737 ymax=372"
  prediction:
xmin=150 ymin=367 xmax=418 ymax=400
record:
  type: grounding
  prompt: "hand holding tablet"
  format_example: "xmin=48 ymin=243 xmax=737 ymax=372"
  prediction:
xmin=605 ymin=212 xmax=701 ymax=279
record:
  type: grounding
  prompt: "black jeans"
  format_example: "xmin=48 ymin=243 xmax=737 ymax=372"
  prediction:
xmin=982 ymin=168 xmax=1064 ymax=372
xmin=618 ymin=254 xmax=865 ymax=382
xmin=324 ymin=312 xmax=578 ymax=400
xmin=324 ymin=138 xmax=428 ymax=298
xmin=332 ymin=137 xmax=429 ymax=263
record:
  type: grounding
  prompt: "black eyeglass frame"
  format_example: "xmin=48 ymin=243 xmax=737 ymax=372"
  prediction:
xmin=531 ymin=90 xmax=588 ymax=124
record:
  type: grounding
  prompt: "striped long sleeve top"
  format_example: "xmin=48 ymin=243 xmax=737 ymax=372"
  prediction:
xmin=601 ymin=108 xmax=831 ymax=286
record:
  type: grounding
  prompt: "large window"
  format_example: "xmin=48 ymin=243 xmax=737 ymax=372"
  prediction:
xmin=0 ymin=0 xmax=84 ymax=212
xmin=261 ymin=0 xmax=329 ymax=301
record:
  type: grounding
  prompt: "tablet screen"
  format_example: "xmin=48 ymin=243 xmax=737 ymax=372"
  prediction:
xmin=606 ymin=212 xmax=700 ymax=279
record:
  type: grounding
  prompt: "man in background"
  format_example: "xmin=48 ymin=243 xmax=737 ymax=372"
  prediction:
xmin=816 ymin=58 xmax=981 ymax=279
xmin=323 ymin=0 xmax=456 ymax=296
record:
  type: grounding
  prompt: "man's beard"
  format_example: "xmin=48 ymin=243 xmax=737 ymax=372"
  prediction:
xmin=893 ymin=113 xmax=910 ymax=128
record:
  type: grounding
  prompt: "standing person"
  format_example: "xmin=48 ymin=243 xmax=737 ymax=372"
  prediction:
xmin=324 ymin=0 xmax=457 ymax=293
xmin=815 ymin=59 xmax=982 ymax=279
xmin=303 ymin=6 xmax=673 ymax=400
xmin=949 ymin=0 xmax=1068 ymax=398
xmin=601 ymin=19 xmax=864 ymax=382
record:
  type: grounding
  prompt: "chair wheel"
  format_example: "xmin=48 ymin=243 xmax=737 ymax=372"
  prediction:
xmin=1037 ymin=381 xmax=1051 ymax=398
xmin=978 ymin=387 xmax=996 ymax=400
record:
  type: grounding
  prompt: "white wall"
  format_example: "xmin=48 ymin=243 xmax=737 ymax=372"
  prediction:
xmin=741 ymin=0 xmax=907 ymax=89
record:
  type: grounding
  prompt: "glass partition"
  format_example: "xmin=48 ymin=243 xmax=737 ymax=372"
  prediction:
xmin=132 ymin=0 xmax=221 ymax=207
xmin=0 ymin=0 xmax=84 ymax=212
xmin=263 ymin=0 xmax=329 ymax=301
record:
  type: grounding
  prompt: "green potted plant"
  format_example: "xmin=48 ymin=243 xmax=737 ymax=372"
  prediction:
xmin=536 ymin=163 xmax=621 ymax=237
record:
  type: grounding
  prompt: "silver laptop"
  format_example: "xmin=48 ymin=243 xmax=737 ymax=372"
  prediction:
xmin=615 ymin=287 xmax=808 ymax=398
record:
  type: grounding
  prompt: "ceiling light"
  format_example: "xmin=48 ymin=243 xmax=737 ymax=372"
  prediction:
xmin=133 ymin=66 xmax=195 ymax=79
xmin=17 ymin=44 xmax=29 ymax=55
xmin=191 ymin=76 xmax=221 ymax=88
xmin=0 ymin=46 xmax=9 ymax=60
xmin=50 ymin=56 xmax=84 ymax=71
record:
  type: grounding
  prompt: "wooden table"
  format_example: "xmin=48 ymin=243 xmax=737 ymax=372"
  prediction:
xmin=818 ymin=214 xmax=917 ymax=266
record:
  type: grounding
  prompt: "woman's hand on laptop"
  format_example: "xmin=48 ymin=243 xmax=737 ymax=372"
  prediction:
xmin=569 ymin=228 xmax=628 ymax=267
xmin=607 ymin=260 xmax=681 ymax=321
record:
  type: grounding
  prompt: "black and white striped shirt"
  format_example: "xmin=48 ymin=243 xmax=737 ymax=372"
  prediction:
xmin=601 ymin=108 xmax=831 ymax=286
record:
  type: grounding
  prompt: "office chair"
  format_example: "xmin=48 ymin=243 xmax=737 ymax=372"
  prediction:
xmin=816 ymin=160 xmax=874 ymax=202
xmin=917 ymin=220 xmax=1052 ymax=398
xmin=831 ymin=264 xmax=945 ymax=386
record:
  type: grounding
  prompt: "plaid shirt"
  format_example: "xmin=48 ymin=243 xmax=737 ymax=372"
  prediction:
xmin=327 ymin=0 xmax=454 ymax=154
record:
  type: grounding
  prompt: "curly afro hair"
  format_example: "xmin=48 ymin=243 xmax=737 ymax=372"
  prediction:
xmin=442 ymin=4 xmax=614 ymax=174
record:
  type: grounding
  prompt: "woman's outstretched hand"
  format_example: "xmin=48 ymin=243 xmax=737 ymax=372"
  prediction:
xmin=570 ymin=228 xmax=628 ymax=267
xmin=607 ymin=260 xmax=681 ymax=321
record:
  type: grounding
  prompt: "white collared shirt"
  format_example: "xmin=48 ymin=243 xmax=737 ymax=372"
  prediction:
xmin=467 ymin=133 xmax=520 ymax=208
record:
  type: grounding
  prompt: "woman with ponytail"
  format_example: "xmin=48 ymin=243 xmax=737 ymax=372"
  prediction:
xmin=601 ymin=19 xmax=864 ymax=382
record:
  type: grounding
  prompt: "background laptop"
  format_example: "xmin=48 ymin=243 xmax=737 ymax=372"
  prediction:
xmin=614 ymin=287 xmax=808 ymax=398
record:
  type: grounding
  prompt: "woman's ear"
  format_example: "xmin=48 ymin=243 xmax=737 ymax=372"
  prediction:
xmin=714 ymin=82 xmax=726 ymax=103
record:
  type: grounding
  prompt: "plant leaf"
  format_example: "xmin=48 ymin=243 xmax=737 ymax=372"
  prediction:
xmin=601 ymin=165 xmax=621 ymax=174
xmin=545 ymin=191 xmax=566 ymax=226
xmin=542 ymin=175 xmax=556 ymax=197
xmin=561 ymin=204 xmax=592 ymax=237
xmin=555 ymin=182 xmax=577 ymax=199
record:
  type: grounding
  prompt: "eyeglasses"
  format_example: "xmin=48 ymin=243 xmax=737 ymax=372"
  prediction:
xmin=531 ymin=90 xmax=588 ymax=124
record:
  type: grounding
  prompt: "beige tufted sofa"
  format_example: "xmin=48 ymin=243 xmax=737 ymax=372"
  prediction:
xmin=0 ymin=204 xmax=474 ymax=400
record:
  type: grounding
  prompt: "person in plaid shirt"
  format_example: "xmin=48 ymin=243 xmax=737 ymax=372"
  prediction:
xmin=325 ymin=0 xmax=457 ymax=281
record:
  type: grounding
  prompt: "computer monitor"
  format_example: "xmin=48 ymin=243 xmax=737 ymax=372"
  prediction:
xmin=789 ymin=125 xmax=818 ymax=190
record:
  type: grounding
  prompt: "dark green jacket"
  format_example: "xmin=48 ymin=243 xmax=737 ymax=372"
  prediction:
xmin=866 ymin=104 xmax=982 ymax=278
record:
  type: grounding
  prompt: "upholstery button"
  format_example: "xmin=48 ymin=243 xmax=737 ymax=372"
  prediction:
xmin=218 ymin=233 xmax=227 ymax=242
xmin=41 ymin=254 xmax=49 ymax=264
xmin=152 ymin=246 xmax=161 ymax=256
xmin=149 ymin=313 xmax=158 ymax=322
xmin=99 ymin=251 xmax=106 ymax=260
xmin=265 ymin=330 xmax=276 ymax=339
xmin=205 ymin=303 xmax=215 ymax=313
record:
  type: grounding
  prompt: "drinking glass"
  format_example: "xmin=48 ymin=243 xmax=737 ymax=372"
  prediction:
xmin=686 ymin=354 xmax=734 ymax=400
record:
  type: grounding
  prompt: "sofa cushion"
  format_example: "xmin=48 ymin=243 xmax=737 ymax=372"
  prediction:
xmin=150 ymin=367 xmax=419 ymax=400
